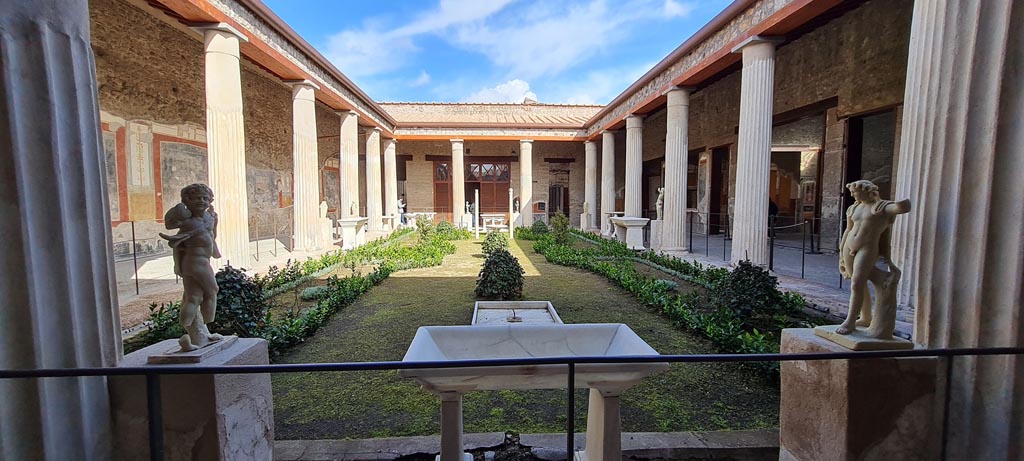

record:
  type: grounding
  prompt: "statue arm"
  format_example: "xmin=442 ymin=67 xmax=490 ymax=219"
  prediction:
xmin=163 ymin=203 xmax=189 ymax=229
xmin=885 ymin=198 xmax=911 ymax=217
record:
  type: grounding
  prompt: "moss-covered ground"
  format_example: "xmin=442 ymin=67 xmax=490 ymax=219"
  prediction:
xmin=272 ymin=238 xmax=779 ymax=439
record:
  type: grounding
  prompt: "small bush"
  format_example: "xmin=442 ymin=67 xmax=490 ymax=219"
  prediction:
xmin=549 ymin=213 xmax=573 ymax=245
xmin=475 ymin=249 xmax=525 ymax=300
xmin=482 ymin=231 xmax=510 ymax=256
xmin=214 ymin=265 xmax=270 ymax=337
xmin=530 ymin=220 xmax=549 ymax=234
xmin=416 ymin=220 xmax=436 ymax=241
xmin=299 ymin=285 xmax=331 ymax=301
xmin=515 ymin=226 xmax=540 ymax=240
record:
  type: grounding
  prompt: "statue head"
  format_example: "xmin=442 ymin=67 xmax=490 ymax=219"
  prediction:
xmin=846 ymin=179 xmax=880 ymax=203
xmin=181 ymin=183 xmax=214 ymax=214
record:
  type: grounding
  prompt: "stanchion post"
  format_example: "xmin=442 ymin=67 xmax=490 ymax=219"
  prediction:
xmin=768 ymin=216 xmax=776 ymax=271
xmin=131 ymin=221 xmax=140 ymax=295
xmin=801 ymin=220 xmax=807 ymax=279
xmin=567 ymin=362 xmax=575 ymax=460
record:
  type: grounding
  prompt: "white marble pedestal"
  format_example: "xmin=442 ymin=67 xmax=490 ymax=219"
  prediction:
xmin=649 ymin=219 xmax=663 ymax=252
xmin=610 ymin=216 xmax=649 ymax=250
xmin=110 ymin=338 xmax=274 ymax=460
xmin=339 ymin=217 xmax=368 ymax=250
xmin=579 ymin=212 xmax=591 ymax=231
xmin=321 ymin=218 xmax=335 ymax=245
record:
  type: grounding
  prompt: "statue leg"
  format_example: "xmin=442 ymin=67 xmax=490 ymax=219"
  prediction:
xmin=837 ymin=250 xmax=877 ymax=334
xmin=178 ymin=276 xmax=203 ymax=351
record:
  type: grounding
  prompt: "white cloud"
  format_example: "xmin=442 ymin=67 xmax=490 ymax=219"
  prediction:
xmin=462 ymin=79 xmax=538 ymax=103
xmin=663 ymin=0 xmax=695 ymax=18
xmin=538 ymin=60 xmax=657 ymax=104
xmin=410 ymin=70 xmax=432 ymax=87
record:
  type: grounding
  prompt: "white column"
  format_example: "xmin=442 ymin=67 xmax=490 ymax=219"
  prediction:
xmin=729 ymin=36 xmax=781 ymax=266
xmin=339 ymin=110 xmax=360 ymax=218
xmin=662 ymin=87 xmax=691 ymax=254
xmin=584 ymin=141 xmax=598 ymax=230
xmin=365 ymin=127 xmax=383 ymax=231
xmin=287 ymin=80 xmax=321 ymax=252
xmin=520 ymin=140 xmax=534 ymax=226
xmin=383 ymin=138 xmax=398 ymax=230
xmin=195 ymin=23 xmax=250 ymax=267
xmin=624 ymin=116 xmax=643 ymax=218
xmin=600 ymin=131 xmax=616 ymax=236
xmin=450 ymin=139 xmax=465 ymax=225
xmin=892 ymin=1 xmax=1023 ymax=458
xmin=0 ymin=1 xmax=121 ymax=458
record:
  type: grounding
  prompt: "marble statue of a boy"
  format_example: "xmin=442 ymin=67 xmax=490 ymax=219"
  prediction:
xmin=160 ymin=183 xmax=223 ymax=352
xmin=836 ymin=179 xmax=911 ymax=338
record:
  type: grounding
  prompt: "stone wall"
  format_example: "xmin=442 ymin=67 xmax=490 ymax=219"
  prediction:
xmin=91 ymin=0 xmax=306 ymax=255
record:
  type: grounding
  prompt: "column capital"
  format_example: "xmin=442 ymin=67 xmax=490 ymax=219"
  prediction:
xmin=731 ymin=35 xmax=784 ymax=54
xmin=337 ymin=109 xmax=359 ymax=118
xmin=520 ymin=139 xmax=534 ymax=144
xmin=584 ymin=140 xmax=596 ymax=147
xmin=189 ymin=22 xmax=249 ymax=42
xmin=284 ymin=79 xmax=321 ymax=91
xmin=371 ymin=126 xmax=382 ymax=133
xmin=450 ymin=138 xmax=464 ymax=144
xmin=665 ymin=86 xmax=692 ymax=106
xmin=625 ymin=114 xmax=644 ymax=129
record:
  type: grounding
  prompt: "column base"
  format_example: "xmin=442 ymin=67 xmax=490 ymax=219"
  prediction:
xmin=779 ymin=329 xmax=941 ymax=461
xmin=110 ymin=338 xmax=274 ymax=460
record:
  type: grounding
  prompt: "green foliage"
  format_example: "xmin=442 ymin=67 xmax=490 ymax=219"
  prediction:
xmin=214 ymin=265 xmax=270 ymax=337
xmin=436 ymin=220 xmax=473 ymax=240
xmin=530 ymin=220 xmax=549 ymax=234
xmin=299 ymin=285 xmax=331 ymax=301
xmin=481 ymin=231 xmax=510 ymax=256
xmin=416 ymin=219 xmax=435 ymax=241
xmin=475 ymin=249 xmax=525 ymax=300
xmin=514 ymin=226 xmax=541 ymax=240
xmin=549 ymin=213 xmax=573 ymax=245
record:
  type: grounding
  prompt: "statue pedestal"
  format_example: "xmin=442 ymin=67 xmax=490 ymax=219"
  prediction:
xmin=649 ymin=219 xmax=663 ymax=251
xmin=322 ymin=218 xmax=336 ymax=244
xmin=110 ymin=338 xmax=274 ymax=460
xmin=610 ymin=216 xmax=649 ymax=250
xmin=579 ymin=212 xmax=591 ymax=231
xmin=779 ymin=329 xmax=941 ymax=461
xmin=339 ymin=217 xmax=368 ymax=250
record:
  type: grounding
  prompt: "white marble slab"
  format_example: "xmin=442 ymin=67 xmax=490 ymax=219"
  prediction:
xmin=471 ymin=301 xmax=563 ymax=325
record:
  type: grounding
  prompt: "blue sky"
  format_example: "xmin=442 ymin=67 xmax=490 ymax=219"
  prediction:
xmin=263 ymin=0 xmax=731 ymax=104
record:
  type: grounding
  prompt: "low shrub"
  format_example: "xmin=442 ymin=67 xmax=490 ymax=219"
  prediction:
xmin=475 ymin=249 xmax=525 ymax=300
xmin=530 ymin=220 xmax=549 ymax=234
xmin=481 ymin=231 xmax=510 ymax=256
xmin=299 ymin=285 xmax=331 ymax=301
xmin=549 ymin=213 xmax=573 ymax=245
xmin=213 ymin=265 xmax=270 ymax=337
xmin=436 ymin=220 xmax=473 ymax=240
xmin=515 ymin=226 xmax=541 ymax=240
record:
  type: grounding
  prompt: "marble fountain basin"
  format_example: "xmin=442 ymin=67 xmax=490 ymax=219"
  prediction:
xmin=399 ymin=324 xmax=668 ymax=393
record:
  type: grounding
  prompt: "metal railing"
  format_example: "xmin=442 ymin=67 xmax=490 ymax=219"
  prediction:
xmin=2 ymin=346 xmax=1021 ymax=461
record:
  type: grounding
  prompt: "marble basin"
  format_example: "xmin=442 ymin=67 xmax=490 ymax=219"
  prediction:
xmin=471 ymin=301 xmax=563 ymax=325
xmin=399 ymin=324 xmax=668 ymax=393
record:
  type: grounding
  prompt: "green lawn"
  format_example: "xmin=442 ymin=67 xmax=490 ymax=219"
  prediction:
xmin=271 ymin=238 xmax=779 ymax=439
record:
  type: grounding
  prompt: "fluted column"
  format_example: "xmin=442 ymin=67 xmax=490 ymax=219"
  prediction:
xmin=892 ymin=1 xmax=1023 ymax=458
xmin=584 ymin=141 xmax=598 ymax=230
xmin=383 ymin=138 xmax=398 ymax=229
xmin=520 ymin=140 xmax=534 ymax=226
xmin=451 ymin=139 xmax=465 ymax=225
xmin=196 ymin=23 xmax=250 ymax=267
xmin=662 ymin=87 xmax=691 ymax=254
xmin=339 ymin=110 xmax=360 ymax=218
xmin=287 ymin=80 xmax=321 ymax=251
xmin=730 ymin=36 xmax=780 ymax=266
xmin=600 ymin=131 xmax=616 ymax=236
xmin=624 ymin=116 xmax=643 ymax=218
xmin=0 ymin=1 xmax=121 ymax=458
xmin=365 ymin=128 xmax=383 ymax=231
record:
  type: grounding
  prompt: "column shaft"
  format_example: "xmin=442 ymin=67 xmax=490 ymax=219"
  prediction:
xmin=288 ymin=81 xmax=321 ymax=251
xmin=365 ymin=128 xmax=383 ymax=231
xmin=584 ymin=141 xmax=598 ymax=229
xmin=383 ymin=139 xmax=398 ymax=229
xmin=624 ymin=116 xmax=643 ymax=217
xmin=451 ymin=140 xmax=465 ymax=225
xmin=600 ymin=132 xmax=616 ymax=236
xmin=730 ymin=38 xmax=778 ymax=266
xmin=520 ymin=140 xmax=534 ymax=226
xmin=200 ymin=25 xmax=250 ymax=267
xmin=893 ymin=1 xmax=1023 ymax=458
xmin=662 ymin=88 xmax=691 ymax=253
xmin=0 ymin=1 xmax=120 ymax=458
xmin=339 ymin=111 xmax=359 ymax=218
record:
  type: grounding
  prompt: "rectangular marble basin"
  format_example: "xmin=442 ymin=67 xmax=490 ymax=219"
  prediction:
xmin=399 ymin=324 xmax=668 ymax=392
xmin=471 ymin=301 xmax=563 ymax=325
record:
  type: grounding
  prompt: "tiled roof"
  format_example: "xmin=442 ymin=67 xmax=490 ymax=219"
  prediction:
xmin=379 ymin=102 xmax=603 ymax=128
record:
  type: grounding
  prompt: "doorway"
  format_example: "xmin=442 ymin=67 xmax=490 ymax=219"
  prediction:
xmin=844 ymin=110 xmax=896 ymax=212
xmin=709 ymin=146 xmax=730 ymax=234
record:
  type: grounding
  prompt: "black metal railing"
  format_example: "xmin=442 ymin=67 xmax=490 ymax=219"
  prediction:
xmin=2 ymin=346 xmax=1021 ymax=461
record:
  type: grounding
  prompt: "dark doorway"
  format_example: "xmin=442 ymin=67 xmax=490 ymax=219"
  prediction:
xmin=709 ymin=146 xmax=730 ymax=234
xmin=844 ymin=110 xmax=896 ymax=212
xmin=548 ymin=185 xmax=569 ymax=217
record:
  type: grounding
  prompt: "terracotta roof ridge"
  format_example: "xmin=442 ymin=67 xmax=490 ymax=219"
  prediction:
xmin=378 ymin=101 xmax=605 ymax=107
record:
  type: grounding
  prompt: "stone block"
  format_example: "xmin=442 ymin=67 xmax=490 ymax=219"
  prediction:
xmin=779 ymin=329 xmax=941 ymax=461
xmin=649 ymin=219 xmax=663 ymax=251
xmin=110 ymin=338 xmax=274 ymax=461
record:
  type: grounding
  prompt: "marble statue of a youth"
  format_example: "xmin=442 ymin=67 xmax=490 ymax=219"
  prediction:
xmin=160 ymin=183 xmax=223 ymax=351
xmin=837 ymin=179 xmax=911 ymax=337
